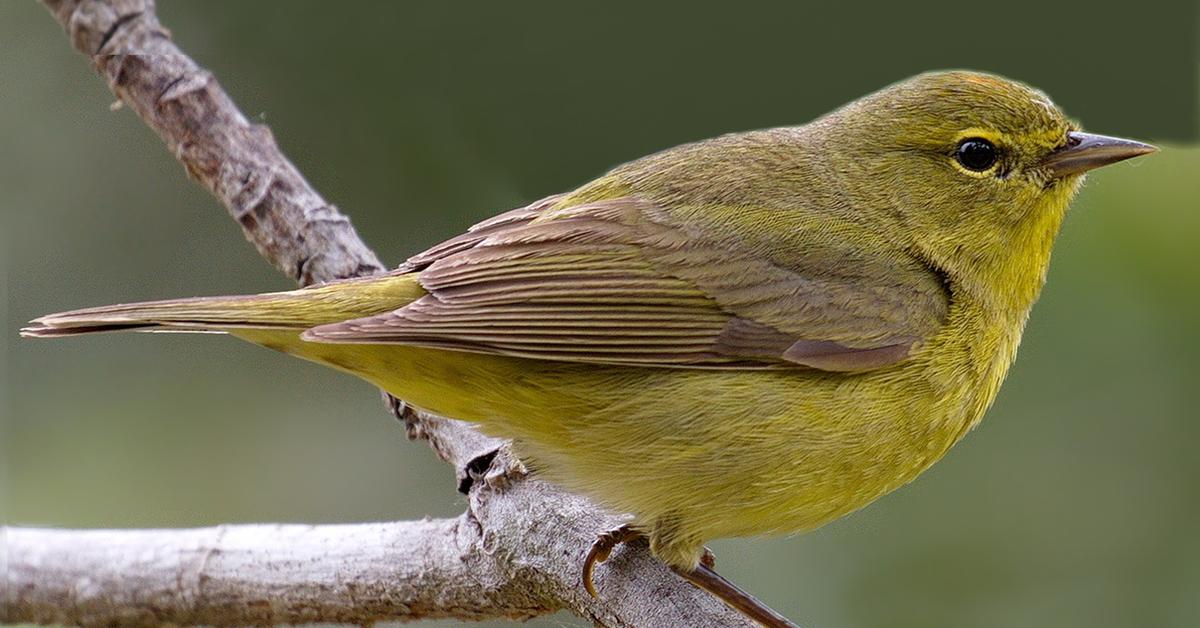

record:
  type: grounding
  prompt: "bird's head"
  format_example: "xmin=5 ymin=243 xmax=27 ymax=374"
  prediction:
xmin=823 ymin=70 xmax=1156 ymax=310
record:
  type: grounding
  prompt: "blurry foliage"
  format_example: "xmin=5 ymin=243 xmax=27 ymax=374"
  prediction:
xmin=2 ymin=2 xmax=1197 ymax=627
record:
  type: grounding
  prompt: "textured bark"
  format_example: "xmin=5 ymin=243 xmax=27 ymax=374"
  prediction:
xmin=3 ymin=431 xmax=750 ymax=626
xmin=44 ymin=0 xmax=385 ymax=286
xmin=2 ymin=488 xmax=726 ymax=627
xmin=4 ymin=522 xmax=551 ymax=626
xmin=4 ymin=1 xmax=759 ymax=626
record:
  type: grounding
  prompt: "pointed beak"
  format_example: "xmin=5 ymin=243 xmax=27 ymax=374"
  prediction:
xmin=1042 ymin=131 xmax=1157 ymax=178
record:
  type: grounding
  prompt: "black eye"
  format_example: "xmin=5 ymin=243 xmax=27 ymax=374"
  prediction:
xmin=955 ymin=138 xmax=998 ymax=172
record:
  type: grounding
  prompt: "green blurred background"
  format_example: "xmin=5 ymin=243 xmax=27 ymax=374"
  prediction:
xmin=3 ymin=2 xmax=1198 ymax=627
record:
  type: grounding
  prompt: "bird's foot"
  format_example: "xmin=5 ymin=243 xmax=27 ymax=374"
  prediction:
xmin=583 ymin=524 xmax=718 ymax=597
xmin=582 ymin=524 xmax=643 ymax=597
xmin=672 ymin=561 xmax=799 ymax=628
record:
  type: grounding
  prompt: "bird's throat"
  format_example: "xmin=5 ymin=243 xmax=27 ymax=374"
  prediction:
xmin=956 ymin=184 xmax=1075 ymax=319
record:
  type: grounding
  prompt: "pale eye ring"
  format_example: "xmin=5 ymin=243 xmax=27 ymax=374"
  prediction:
xmin=955 ymin=138 xmax=998 ymax=172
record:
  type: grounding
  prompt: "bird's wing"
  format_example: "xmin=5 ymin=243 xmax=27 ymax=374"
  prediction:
xmin=304 ymin=195 xmax=949 ymax=371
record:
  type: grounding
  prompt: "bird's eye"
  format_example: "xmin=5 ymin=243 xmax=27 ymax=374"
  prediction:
xmin=955 ymin=138 xmax=998 ymax=172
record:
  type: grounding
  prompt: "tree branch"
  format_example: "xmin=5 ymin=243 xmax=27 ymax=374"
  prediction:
xmin=44 ymin=0 xmax=385 ymax=286
xmin=5 ymin=1 xmax=755 ymax=626
xmin=5 ymin=522 xmax=551 ymax=625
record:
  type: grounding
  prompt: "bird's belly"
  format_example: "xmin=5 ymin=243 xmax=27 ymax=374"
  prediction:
xmin=308 ymin=341 xmax=978 ymax=541
xmin=251 ymin=329 xmax=981 ymax=552
xmin=555 ymin=367 xmax=974 ymax=543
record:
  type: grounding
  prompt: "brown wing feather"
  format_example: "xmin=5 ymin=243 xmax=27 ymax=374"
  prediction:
xmin=305 ymin=195 xmax=947 ymax=371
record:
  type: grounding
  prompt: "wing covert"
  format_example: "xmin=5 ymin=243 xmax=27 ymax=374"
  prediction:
xmin=304 ymin=195 xmax=948 ymax=371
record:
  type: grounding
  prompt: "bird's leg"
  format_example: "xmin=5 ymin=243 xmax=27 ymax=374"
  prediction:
xmin=585 ymin=527 xmax=790 ymax=626
xmin=672 ymin=562 xmax=799 ymax=628
xmin=584 ymin=524 xmax=718 ymax=595
xmin=583 ymin=524 xmax=643 ymax=597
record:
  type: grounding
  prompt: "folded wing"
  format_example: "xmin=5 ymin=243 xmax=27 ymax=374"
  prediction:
xmin=304 ymin=195 xmax=949 ymax=371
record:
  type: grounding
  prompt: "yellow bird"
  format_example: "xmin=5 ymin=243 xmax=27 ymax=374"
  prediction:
xmin=24 ymin=71 xmax=1155 ymax=626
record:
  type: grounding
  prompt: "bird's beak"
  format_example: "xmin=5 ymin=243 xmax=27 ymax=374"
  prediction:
xmin=1042 ymin=131 xmax=1157 ymax=178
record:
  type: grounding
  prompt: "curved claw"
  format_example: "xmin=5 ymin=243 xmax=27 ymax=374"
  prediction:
xmin=582 ymin=524 xmax=642 ymax=598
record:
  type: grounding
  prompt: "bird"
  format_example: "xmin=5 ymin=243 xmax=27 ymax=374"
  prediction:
xmin=23 ymin=70 xmax=1155 ymax=627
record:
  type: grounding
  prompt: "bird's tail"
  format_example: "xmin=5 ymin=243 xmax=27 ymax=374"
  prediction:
xmin=21 ymin=273 xmax=425 ymax=338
